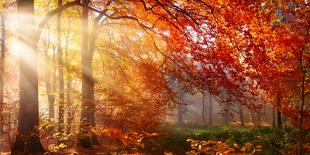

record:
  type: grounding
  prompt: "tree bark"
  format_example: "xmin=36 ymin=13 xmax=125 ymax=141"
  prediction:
xmin=0 ymin=14 xmax=4 ymax=104
xmin=44 ymin=26 xmax=56 ymax=120
xmin=224 ymin=105 xmax=229 ymax=126
xmin=0 ymin=13 xmax=5 ymax=135
xmin=257 ymin=109 xmax=261 ymax=128
xmin=277 ymin=109 xmax=282 ymax=127
xmin=272 ymin=107 xmax=276 ymax=127
xmin=202 ymin=91 xmax=206 ymax=126
xmin=177 ymin=80 xmax=184 ymax=127
xmin=12 ymin=0 xmax=44 ymax=153
xmin=298 ymin=67 xmax=306 ymax=155
xmin=249 ymin=110 xmax=253 ymax=126
xmin=64 ymin=17 xmax=73 ymax=134
xmin=276 ymin=96 xmax=282 ymax=128
xmin=224 ymin=97 xmax=231 ymax=126
xmin=0 ymin=14 xmax=5 ymax=149
xmin=78 ymin=0 xmax=96 ymax=148
xmin=263 ymin=105 xmax=267 ymax=122
xmin=57 ymin=0 xmax=65 ymax=133
xmin=209 ymin=91 xmax=212 ymax=126
xmin=45 ymin=59 xmax=56 ymax=119
xmin=66 ymin=69 xmax=72 ymax=134
xmin=239 ymin=104 xmax=244 ymax=127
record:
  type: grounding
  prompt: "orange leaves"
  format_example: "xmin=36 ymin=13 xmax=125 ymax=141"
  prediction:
xmin=187 ymin=139 xmax=261 ymax=154
xmin=92 ymin=127 xmax=159 ymax=150
xmin=96 ymin=43 xmax=172 ymax=131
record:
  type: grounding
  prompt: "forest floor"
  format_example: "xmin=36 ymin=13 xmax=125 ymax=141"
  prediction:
xmin=1 ymin=126 xmax=310 ymax=154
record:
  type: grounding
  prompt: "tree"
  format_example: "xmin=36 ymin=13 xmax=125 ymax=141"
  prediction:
xmin=177 ymin=80 xmax=184 ymax=127
xmin=77 ymin=0 xmax=112 ymax=146
xmin=12 ymin=0 xmax=44 ymax=153
xmin=201 ymin=91 xmax=206 ymax=126
xmin=272 ymin=107 xmax=276 ymax=127
xmin=78 ymin=0 xmax=96 ymax=148
xmin=0 ymin=13 xmax=5 ymax=135
xmin=43 ymin=27 xmax=56 ymax=120
xmin=239 ymin=104 xmax=244 ymax=127
xmin=209 ymin=91 xmax=213 ymax=126
xmin=57 ymin=0 xmax=65 ymax=133
xmin=0 ymin=13 xmax=4 ymax=106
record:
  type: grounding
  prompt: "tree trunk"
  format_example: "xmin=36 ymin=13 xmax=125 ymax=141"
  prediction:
xmin=177 ymin=103 xmax=183 ymax=126
xmin=276 ymin=96 xmax=282 ymax=128
xmin=202 ymin=91 xmax=206 ymax=126
xmin=0 ymin=14 xmax=5 ymax=149
xmin=80 ymin=13 xmax=103 ymax=146
xmin=224 ymin=105 xmax=229 ymax=126
xmin=45 ymin=60 xmax=56 ymax=119
xmin=224 ymin=97 xmax=231 ymax=126
xmin=78 ymin=0 xmax=96 ymax=148
xmin=66 ymin=69 xmax=72 ymax=134
xmin=64 ymin=17 xmax=73 ymax=134
xmin=298 ymin=71 xmax=306 ymax=155
xmin=177 ymin=80 xmax=184 ymax=127
xmin=57 ymin=0 xmax=65 ymax=133
xmin=44 ymin=27 xmax=55 ymax=120
xmin=239 ymin=104 xmax=244 ymax=127
xmin=263 ymin=105 xmax=267 ymax=122
xmin=277 ymin=109 xmax=282 ymax=127
xmin=0 ymin=13 xmax=5 ymax=135
xmin=209 ymin=91 xmax=212 ymax=126
xmin=272 ymin=107 xmax=276 ymax=127
xmin=257 ymin=109 xmax=261 ymax=128
xmin=12 ymin=0 xmax=44 ymax=153
xmin=249 ymin=110 xmax=253 ymax=125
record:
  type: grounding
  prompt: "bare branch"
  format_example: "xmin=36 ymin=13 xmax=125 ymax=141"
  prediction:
xmin=35 ymin=0 xmax=80 ymax=42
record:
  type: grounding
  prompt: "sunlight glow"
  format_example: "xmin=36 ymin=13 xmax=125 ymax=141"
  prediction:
xmin=9 ymin=38 xmax=24 ymax=58
xmin=9 ymin=38 xmax=37 ymax=68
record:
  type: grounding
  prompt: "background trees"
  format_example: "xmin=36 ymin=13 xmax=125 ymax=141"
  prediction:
xmin=0 ymin=0 xmax=307 ymax=154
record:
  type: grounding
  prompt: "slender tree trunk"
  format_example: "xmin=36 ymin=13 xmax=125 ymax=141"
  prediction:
xmin=0 ymin=14 xmax=4 ymax=104
xmin=257 ymin=109 xmax=261 ymax=128
xmin=57 ymin=0 xmax=65 ymax=133
xmin=224 ymin=105 xmax=229 ymax=126
xmin=283 ymin=115 xmax=287 ymax=127
xmin=202 ymin=91 xmax=206 ymax=126
xmin=263 ymin=105 xmax=267 ymax=122
xmin=239 ymin=104 xmax=244 ymax=127
xmin=298 ymin=72 xmax=306 ymax=155
xmin=249 ymin=110 xmax=253 ymax=125
xmin=64 ymin=17 xmax=73 ymax=134
xmin=44 ymin=27 xmax=55 ymax=120
xmin=209 ymin=91 xmax=212 ymax=126
xmin=177 ymin=80 xmax=184 ymax=127
xmin=12 ymin=0 xmax=44 ymax=153
xmin=0 ymin=13 xmax=5 ymax=135
xmin=66 ymin=70 xmax=72 ymax=134
xmin=272 ymin=107 xmax=276 ymax=127
xmin=45 ymin=63 xmax=55 ymax=119
xmin=276 ymin=96 xmax=282 ymax=128
xmin=177 ymin=103 xmax=183 ymax=126
xmin=277 ymin=109 xmax=282 ymax=127
xmin=224 ymin=97 xmax=231 ymax=126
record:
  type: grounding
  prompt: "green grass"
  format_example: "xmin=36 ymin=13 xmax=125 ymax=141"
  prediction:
xmin=142 ymin=125 xmax=306 ymax=154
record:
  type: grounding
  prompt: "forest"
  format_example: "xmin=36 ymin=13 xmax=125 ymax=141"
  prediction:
xmin=0 ymin=0 xmax=309 ymax=154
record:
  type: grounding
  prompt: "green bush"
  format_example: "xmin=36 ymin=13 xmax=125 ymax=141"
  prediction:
xmin=141 ymin=125 xmax=306 ymax=154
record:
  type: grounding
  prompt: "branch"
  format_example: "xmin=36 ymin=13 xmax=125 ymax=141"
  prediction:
xmin=89 ymin=0 xmax=113 ymax=62
xmin=35 ymin=0 xmax=80 ymax=42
